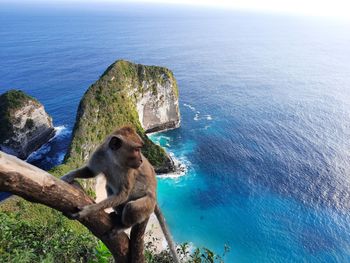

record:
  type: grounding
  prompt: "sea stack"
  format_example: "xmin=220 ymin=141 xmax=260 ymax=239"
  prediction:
xmin=0 ymin=90 xmax=55 ymax=159
xmin=133 ymin=63 xmax=180 ymax=133
xmin=64 ymin=60 xmax=180 ymax=173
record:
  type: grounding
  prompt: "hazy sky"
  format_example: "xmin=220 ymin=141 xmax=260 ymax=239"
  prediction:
xmin=2 ymin=0 xmax=350 ymax=19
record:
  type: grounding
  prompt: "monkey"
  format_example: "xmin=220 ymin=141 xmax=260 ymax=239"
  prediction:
xmin=61 ymin=126 xmax=180 ymax=263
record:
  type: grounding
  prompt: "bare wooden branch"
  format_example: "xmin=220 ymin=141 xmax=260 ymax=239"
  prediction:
xmin=0 ymin=151 xmax=150 ymax=262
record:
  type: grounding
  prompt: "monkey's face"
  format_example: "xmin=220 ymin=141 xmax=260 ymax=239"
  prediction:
xmin=109 ymin=135 xmax=144 ymax=169
xmin=125 ymin=145 xmax=143 ymax=169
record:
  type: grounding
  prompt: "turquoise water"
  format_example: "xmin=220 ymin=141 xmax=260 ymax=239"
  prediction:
xmin=1 ymin=3 xmax=350 ymax=262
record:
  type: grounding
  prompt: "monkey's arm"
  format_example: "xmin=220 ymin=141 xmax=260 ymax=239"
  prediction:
xmin=61 ymin=166 xmax=96 ymax=183
xmin=75 ymin=187 xmax=131 ymax=218
xmin=61 ymin=148 xmax=105 ymax=183
xmin=75 ymin=171 xmax=135 ymax=218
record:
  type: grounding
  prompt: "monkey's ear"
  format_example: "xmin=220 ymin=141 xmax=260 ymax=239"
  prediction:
xmin=109 ymin=136 xmax=123 ymax=150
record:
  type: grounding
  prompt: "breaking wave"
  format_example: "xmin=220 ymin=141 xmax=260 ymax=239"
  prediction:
xmin=149 ymin=133 xmax=190 ymax=179
xmin=26 ymin=125 xmax=72 ymax=170
xmin=157 ymin=152 xmax=190 ymax=179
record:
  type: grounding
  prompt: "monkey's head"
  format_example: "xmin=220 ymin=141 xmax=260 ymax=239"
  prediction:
xmin=109 ymin=126 xmax=144 ymax=169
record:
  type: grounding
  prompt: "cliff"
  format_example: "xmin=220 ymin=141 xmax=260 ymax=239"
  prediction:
xmin=63 ymin=60 xmax=180 ymax=173
xmin=133 ymin=63 xmax=180 ymax=133
xmin=0 ymin=90 xmax=55 ymax=159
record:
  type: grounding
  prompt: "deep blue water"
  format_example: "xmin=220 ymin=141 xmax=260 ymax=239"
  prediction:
xmin=1 ymin=3 xmax=350 ymax=262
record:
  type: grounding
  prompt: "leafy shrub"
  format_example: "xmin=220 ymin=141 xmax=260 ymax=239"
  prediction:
xmin=145 ymin=240 xmax=230 ymax=263
xmin=0 ymin=201 xmax=98 ymax=263
xmin=90 ymin=239 xmax=229 ymax=263
xmin=88 ymin=241 xmax=112 ymax=263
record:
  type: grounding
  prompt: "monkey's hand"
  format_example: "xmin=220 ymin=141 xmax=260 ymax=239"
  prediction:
xmin=71 ymin=204 xmax=96 ymax=219
xmin=60 ymin=172 xmax=75 ymax=184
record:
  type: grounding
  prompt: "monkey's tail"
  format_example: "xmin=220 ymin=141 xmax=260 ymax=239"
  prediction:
xmin=154 ymin=203 xmax=181 ymax=263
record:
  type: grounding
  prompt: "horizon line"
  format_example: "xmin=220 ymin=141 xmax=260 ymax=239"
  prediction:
xmin=1 ymin=0 xmax=350 ymax=21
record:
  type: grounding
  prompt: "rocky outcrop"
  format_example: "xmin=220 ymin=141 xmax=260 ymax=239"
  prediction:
xmin=0 ymin=90 xmax=55 ymax=159
xmin=133 ymin=66 xmax=180 ymax=133
xmin=63 ymin=60 xmax=180 ymax=173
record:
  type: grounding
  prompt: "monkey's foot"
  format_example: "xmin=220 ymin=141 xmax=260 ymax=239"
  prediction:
xmin=62 ymin=211 xmax=77 ymax=220
xmin=109 ymin=212 xmax=129 ymax=236
xmin=110 ymin=226 xmax=128 ymax=237
xmin=62 ymin=208 xmax=82 ymax=220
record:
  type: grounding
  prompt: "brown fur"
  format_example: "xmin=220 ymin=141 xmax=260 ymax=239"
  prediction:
xmin=112 ymin=125 xmax=144 ymax=147
xmin=61 ymin=126 xmax=180 ymax=263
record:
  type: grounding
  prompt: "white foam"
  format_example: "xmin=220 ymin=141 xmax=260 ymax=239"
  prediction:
xmin=191 ymin=109 xmax=213 ymax=121
xmin=53 ymin=125 xmax=71 ymax=138
xmin=183 ymin=103 xmax=196 ymax=111
xmin=149 ymin=132 xmax=191 ymax=179
xmin=184 ymin=103 xmax=213 ymax=123
xmin=157 ymin=170 xmax=186 ymax=179
xmin=194 ymin=113 xmax=200 ymax=121
xmin=157 ymin=152 xmax=189 ymax=179
xmin=26 ymin=126 xmax=70 ymax=162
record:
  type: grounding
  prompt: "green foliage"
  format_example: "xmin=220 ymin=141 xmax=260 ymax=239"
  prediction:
xmin=85 ymin=238 xmax=230 ymax=263
xmin=0 ymin=200 xmax=98 ymax=263
xmin=144 ymin=240 xmax=230 ymax=263
xmin=88 ymin=241 xmax=113 ymax=263
xmin=0 ymin=89 xmax=38 ymax=112
xmin=0 ymin=90 xmax=39 ymax=143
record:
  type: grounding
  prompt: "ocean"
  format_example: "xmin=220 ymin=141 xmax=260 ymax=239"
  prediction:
xmin=1 ymin=3 xmax=350 ymax=262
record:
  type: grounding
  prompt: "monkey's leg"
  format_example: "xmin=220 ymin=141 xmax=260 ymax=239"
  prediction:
xmin=129 ymin=217 xmax=150 ymax=263
xmin=109 ymin=196 xmax=154 ymax=236
xmin=121 ymin=196 xmax=155 ymax=227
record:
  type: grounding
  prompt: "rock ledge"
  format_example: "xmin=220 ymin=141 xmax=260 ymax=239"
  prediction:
xmin=0 ymin=90 xmax=55 ymax=159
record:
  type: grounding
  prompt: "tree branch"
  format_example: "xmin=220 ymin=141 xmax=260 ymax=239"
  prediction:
xmin=0 ymin=151 xmax=131 ymax=262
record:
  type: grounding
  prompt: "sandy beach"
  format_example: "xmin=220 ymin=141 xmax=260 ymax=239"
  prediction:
xmin=144 ymin=212 xmax=167 ymax=252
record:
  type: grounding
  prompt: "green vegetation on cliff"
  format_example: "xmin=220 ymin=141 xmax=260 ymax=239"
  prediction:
xmin=0 ymin=90 xmax=39 ymax=143
xmin=53 ymin=60 xmax=178 ymax=175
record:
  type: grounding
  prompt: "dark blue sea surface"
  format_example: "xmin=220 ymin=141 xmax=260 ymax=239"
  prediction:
xmin=1 ymin=4 xmax=350 ymax=262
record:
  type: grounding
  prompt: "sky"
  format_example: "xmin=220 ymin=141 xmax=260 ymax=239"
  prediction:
xmin=136 ymin=0 xmax=349 ymax=18
xmin=1 ymin=0 xmax=350 ymax=19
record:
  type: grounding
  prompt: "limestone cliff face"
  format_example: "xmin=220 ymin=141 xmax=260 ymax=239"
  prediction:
xmin=132 ymin=67 xmax=180 ymax=133
xmin=63 ymin=60 xmax=180 ymax=173
xmin=0 ymin=90 xmax=55 ymax=159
